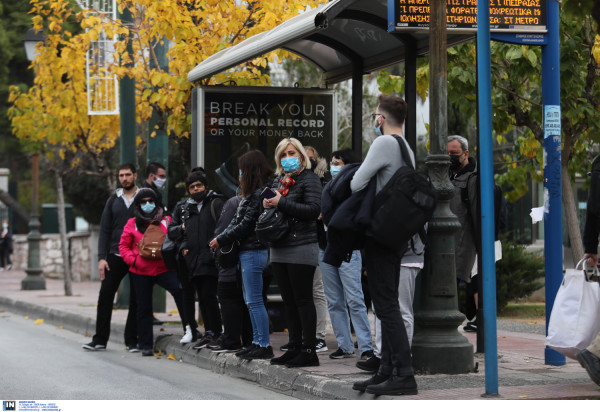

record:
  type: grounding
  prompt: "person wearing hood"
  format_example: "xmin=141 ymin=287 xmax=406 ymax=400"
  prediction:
xmin=119 ymin=187 xmax=188 ymax=356
xmin=168 ymin=169 xmax=225 ymax=347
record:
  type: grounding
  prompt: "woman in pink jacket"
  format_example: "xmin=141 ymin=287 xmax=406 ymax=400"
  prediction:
xmin=119 ymin=188 xmax=187 ymax=356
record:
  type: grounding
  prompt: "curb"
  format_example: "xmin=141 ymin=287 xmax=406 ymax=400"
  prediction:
xmin=0 ymin=296 xmax=377 ymax=400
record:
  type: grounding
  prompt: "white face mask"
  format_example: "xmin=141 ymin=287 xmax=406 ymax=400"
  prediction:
xmin=2 ymin=223 xmax=7 ymax=229
xmin=154 ymin=177 xmax=166 ymax=189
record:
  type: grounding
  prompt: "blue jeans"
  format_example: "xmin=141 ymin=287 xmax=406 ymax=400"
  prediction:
xmin=239 ymin=249 xmax=270 ymax=347
xmin=319 ymin=249 xmax=373 ymax=354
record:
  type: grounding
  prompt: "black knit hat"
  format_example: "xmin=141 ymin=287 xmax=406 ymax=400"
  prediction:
xmin=186 ymin=169 xmax=208 ymax=188
xmin=135 ymin=188 xmax=158 ymax=206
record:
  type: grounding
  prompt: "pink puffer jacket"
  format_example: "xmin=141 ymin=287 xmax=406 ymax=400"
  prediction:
xmin=119 ymin=217 xmax=171 ymax=276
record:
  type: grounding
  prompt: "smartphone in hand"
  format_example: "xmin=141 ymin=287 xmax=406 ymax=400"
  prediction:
xmin=260 ymin=187 xmax=277 ymax=199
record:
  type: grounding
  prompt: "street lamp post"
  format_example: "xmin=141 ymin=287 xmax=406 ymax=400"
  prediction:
xmin=21 ymin=28 xmax=46 ymax=291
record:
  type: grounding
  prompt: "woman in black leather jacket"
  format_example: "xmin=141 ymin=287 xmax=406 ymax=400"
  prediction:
xmin=263 ymin=137 xmax=322 ymax=368
xmin=209 ymin=150 xmax=274 ymax=360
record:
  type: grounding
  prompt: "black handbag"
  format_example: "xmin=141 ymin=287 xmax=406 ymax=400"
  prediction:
xmin=255 ymin=207 xmax=290 ymax=246
xmin=215 ymin=241 xmax=240 ymax=270
xmin=161 ymin=235 xmax=178 ymax=270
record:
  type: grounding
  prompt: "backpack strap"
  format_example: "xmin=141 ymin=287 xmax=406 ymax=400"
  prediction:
xmin=392 ymin=134 xmax=416 ymax=169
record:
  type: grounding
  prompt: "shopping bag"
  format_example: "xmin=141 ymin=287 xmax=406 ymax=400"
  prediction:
xmin=546 ymin=258 xmax=600 ymax=359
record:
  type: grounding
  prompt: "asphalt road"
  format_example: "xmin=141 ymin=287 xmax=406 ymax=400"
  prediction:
xmin=0 ymin=310 xmax=293 ymax=400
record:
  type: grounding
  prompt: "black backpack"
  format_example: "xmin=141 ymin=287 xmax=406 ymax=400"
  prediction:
xmin=369 ymin=135 xmax=437 ymax=254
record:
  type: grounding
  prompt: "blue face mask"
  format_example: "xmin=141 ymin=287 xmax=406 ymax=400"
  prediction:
xmin=141 ymin=202 xmax=156 ymax=214
xmin=330 ymin=165 xmax=342 ymax=178
xmin=374 ymin=115 xmax=384 ymax=136
xmin=281 ymin=156 xmax=301 ymax=173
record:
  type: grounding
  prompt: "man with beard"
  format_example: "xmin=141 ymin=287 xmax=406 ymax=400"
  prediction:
xmin=82 ymin=163 xmax=140 ymax=352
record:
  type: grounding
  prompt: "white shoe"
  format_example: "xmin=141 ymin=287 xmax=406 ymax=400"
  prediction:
xmin=180 ymin=325 xmax=193 ymax=344
xmin=6 ymin=264 xmax=11 ymax=270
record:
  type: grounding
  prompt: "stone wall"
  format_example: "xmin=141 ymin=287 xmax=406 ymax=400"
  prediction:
xmin=12 ymin=231 xmax=93 ymax=281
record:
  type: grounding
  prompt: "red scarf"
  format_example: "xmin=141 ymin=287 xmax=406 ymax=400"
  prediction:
xmin=278 ymin=168 xmax=304 ymax=197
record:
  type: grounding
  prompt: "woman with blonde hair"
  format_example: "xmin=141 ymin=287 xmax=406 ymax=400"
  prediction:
xmin=263 ymin=138 xmax=323 ymax=367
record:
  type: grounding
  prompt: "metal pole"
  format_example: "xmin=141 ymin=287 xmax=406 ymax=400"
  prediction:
xmin=351 ymin=63 xmax=363 ymax=158
xmin=412 ymin=0 xmax=474 ymax=374
xmin=476 ymin=0 xmax=499 ymax=395
xmin=22 ymin=153 xmax=45 ymax=290
xmin=542 ymin=0 xmax=565 ymax=366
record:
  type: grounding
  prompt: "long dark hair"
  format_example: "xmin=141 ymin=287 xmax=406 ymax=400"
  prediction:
xmin=238 ymin=150 xmax=273 ymax=197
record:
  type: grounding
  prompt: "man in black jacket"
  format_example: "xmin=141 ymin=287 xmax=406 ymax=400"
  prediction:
xmin=82 ymin=163 xmax=139 ymax=352
xmin=578 ymin=155 xmax=600 ymax=386
xmin=142 ymin=162 xmax=167 ymax=210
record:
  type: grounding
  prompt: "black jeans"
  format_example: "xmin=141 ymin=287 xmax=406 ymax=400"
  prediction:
xmin=364 ymin=237 xmax=414 ymax=377
xmin=218 ymin=279 xmax=252 ymax=348
xmin=93 ymin=254 xmax=137 ymax=346
xmin=0 ymin=245 xmax=11 ymax=268
xmin=271 ymin=262 xmax=316 ymax=348
xmin=181 ymin=274 xmax=221 ymax=334
xmin=131 ymin=271 xmax=186 ymax=350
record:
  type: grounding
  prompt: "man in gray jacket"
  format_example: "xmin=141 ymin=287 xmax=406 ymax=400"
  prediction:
xmin=350 ymin=94 xmax=417 ymax=396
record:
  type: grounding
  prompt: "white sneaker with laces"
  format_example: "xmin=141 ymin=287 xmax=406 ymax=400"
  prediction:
xmin=315 ymin=339 xmax=328 ymax=353
xmin=180 ymin=325 xmax=193 ymax=344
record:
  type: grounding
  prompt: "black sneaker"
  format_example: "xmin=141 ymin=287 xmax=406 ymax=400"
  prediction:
xmin=152 ymin=316 xmax=164 ymax=325
xmin=193 ymin=333 xmax=216 ymax=350
xmin=463 ymin=322 xmax=477 ymax=332
xmin=240 ymin=345 xmax=274 ymax=360
xmin=329 ymin=348 xmax=354 ymax=359
xmin=209 ymin=343 xmax=242 ymax=353
xmin=236 ymin=343 xmax=258 ymax=357
xmin=126 ymin=344 xmax=140 ymax=353
xmin=360 ymin=350 xmax=374 ymax=360
xmin=142 ymin=348 xmax=154 ymax=356
xmin=82 ymin=341 xmax=106 ymax=351
xmin=315 ymin=339 xmax=328 ymax=353
xmin=280 ymin=342 xmax=291 ymax=351
xmin=356 ymin=354 xmax=381 ymax=373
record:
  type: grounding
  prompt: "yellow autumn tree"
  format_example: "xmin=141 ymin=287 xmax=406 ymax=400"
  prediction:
xmin=9 ymin=0 xmax=327 ymax=295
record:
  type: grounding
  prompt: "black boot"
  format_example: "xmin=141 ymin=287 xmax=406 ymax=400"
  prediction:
xmin=365 ymin=372 xmax=418 ymax=396
xmin=286 ymin=346 xmax=319 ymax=368
xmin=271 ymin=347 xmax=300 ymax=365
xmin=352 ymin=372 xmax=390 ymax=392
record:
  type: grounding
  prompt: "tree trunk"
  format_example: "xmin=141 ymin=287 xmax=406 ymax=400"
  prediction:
xmin=54 ymin=170 xmax=73 ymax=296
xmin=562 ymin=165 xmax=584 ymax=266
xmin=0 ymin=189 xmax=30 ymax=225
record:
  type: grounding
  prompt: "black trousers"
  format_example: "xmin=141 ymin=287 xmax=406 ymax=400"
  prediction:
xmin=181 ymin=274 xmax=222 ymax=334
xmin=93 ymin=254 xmax=137 ymax=346
xmin=271 ymin=262 xmax=316 ymax=348
xmin=364 ymin=237 xmax=414 ymax=377
xmin=131 ymin=271 xmax=186 ymax=350
xmin=218 ymin=279 xmax=252 ymax=348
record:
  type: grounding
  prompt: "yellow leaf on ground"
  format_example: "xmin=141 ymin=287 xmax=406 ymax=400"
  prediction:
xmin=25 ymin=316 xmax=29 ymax=320
xmin=57 ymin=325 xmax=64 ymax=329
xmin=154 ymin=349 xmax=163 ymax=357
xmin=170 ymin=310 xmax=178 ymax=314
xmin=167 ymin=353 xmax=176 ymax=360
xmin=34 ymin=319 xmax=44 ymax=325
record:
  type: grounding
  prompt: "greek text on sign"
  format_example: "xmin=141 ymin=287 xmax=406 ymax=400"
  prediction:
xmin=392 ymin=0 xmax=547 ymax=32
xmin=544 ymin=105 xmax=561 ymax=140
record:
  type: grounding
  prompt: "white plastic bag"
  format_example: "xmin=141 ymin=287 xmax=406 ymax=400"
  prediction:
xmin=546 ymin=259 xmax=600 ymax=359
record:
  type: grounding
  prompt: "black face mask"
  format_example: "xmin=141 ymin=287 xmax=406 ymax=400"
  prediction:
xmin=191 ymin=191 xmax=207 ymax=202
xmin=309 ymin=158 xmax=317 ymax=169
xmin=449 ymin=155 xmax=462 ymax=171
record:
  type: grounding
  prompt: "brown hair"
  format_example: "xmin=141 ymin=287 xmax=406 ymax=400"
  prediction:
xmin=378 ymin=94 xmax=407 ymax=127
xmin=238 ymin=150 xmax=273 ymax=197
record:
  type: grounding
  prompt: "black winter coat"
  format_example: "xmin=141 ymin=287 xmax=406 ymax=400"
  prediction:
xmin=268 ymin=168 xmax=322 ymax=248
xmin=168 ymin=191 xmax=225 ymax=277
xmin=217 ymin=188 xmax=265 ymax=251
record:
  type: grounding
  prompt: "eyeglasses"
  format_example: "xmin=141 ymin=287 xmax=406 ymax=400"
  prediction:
xmin=371 ymin=113 xmax=386 ymax=121
xmin=189 ymin=183 xmax=204 ymax=190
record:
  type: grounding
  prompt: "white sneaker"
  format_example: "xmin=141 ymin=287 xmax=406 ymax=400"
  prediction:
xmin=6 ymin=264 xmax=11 ymax=270
xmin=180 ymin=325 xmax=193 ymax=344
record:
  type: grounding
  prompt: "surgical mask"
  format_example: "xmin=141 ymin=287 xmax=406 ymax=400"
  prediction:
xmin=281 ymin=156 xmax=301 ymax=173
xmin=374 ymin=116 xmax=383 ymax=136
xmin=191 ymin=191 xmax=207 ymax=202
xmin=141 ymin=202 xmax=156 ymax=214
xmin=239 ymin=169 xmax=242 ymax=177
xmin=449 ymin=155 xmax=462 ymax=170
xmin=154 ymin=177 xmax=166 ymax=189
xmin=330 ymin=165 xmax=342 ymax=178
xmin=2 ymin=223 xmax=7 ymax=229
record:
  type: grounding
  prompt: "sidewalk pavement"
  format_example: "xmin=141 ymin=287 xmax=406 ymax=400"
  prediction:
xmin=1 ymin=269 xmax=599 ymax=400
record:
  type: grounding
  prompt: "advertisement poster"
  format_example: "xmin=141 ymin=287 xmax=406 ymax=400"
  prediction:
xmin=194 ymin=87 xmax=336 ymax=197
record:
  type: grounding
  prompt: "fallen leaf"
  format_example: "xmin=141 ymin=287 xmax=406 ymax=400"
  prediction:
xmin=57 ymin=325 xmax=64 ymax=329
xmin=519 ymin=395 xmax=528 ymax=398
xmin=160 ymin=328 xmax=165 ymax=332
xmin=170 ymin=310 xmax=178 ymax=314
xmin=34 ymin=319 xmax=44 ymax=325
xmin=528 ymin=321 xmax=537 ymax=325
xmin=0 ymin=310 xmax=5 ymax=313
xmin=167 ymin=353 xmax=176 ymax=360
xmin=25 ymin=316 xmax=29 ymax=320
xmin=85 ymin=332 xmax=91 ymax=337
xmin=154 ymin=349 xmax=163 ymax=357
